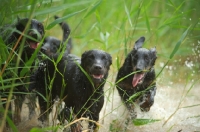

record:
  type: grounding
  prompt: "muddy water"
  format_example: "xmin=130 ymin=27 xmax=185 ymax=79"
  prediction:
xmin=4 ymin=82 xmax=200 ymax=132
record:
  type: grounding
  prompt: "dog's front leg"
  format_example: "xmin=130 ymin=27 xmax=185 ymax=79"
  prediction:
xmin=139 ymin=86 xmax=156 ymax=112
xmin=87 ymin=98 xmax=103 ymax=132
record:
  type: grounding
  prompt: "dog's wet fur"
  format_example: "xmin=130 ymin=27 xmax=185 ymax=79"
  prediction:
xmin=29 ymin=49 xmax=112 ymax=131
xmin=3 ymin=17 xmax=45 ymax=62
xmin=1 ymin=16 xmax=72 ymax=126
xmin=41 ymin=16 xmax=72 ymax=56
xmin=26 ymin=16 xmax=73 ymax=120
xmin=116 ymin=36 xmax=157 ymax=121
xmin=0 ymin=17 xmax=45 ymax=125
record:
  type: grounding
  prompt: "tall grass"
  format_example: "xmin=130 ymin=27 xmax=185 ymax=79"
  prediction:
xmin=0 ymin=0 xmax=199 ymax=131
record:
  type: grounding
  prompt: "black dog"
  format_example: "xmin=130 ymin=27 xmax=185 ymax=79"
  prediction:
xmin=26 ymin=16 xmax=72 ymax=119
xmin=41 ymin=16 xmax=72 ymax=56
xmin=1 ymin=17 xmax=45 ymax=124
xmin=116 ymin=36 xmax=157 ymax=121
xmin=3 ymin=17 xmax=45 ymax=62
xmin=30 ymin=49 xmax=112 ymax=131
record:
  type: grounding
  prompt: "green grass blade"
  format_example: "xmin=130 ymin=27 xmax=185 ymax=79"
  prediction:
xmin=30 ymin=126 xmax=60 ymax=132
xmin=6 ymin=116 xmax=18 ymax=132
xmin=124 ymin=3 xmax=132 ymax=27
xmin=115 ymin=71 xmax=137 ymax=84
xmin=30 ymin=127 xmax=46 ymax=132
xmin=124 ymin=36 xmax=128 ymax=57
xmin=35 ymin=91 xmax=47 ymax=102
xmin=132 ymin=118 xmax=160 ymax=126
xmin=169 ymin=26 xmax=191 ymax=59
xmin=0 ymin=38 xmax=8 ymax=64
xmin=83 ymin=0 xmax=102 ymax=18
xmin=181 ymin=104 xmax=200 ymax=109
xmin=46 ymin=8 xmax=87 ymax=30
xmin=128 ymin=91 xmax=142 ymax=101
xmin=174 ymin=1 xmax=185 ymax=14
xmin=116 ymin=56 xmax=120 ymax=70
xmin=19 ymin=42 xmax=41 ymax=77
xmin=75 ymin=61 xmax=94 ymax=88
xmin=0 ymin=82 xmax=30 ymax=90
xmin=144 ymin=7 xmax=150 ymax=32
xmin=167 ymin=0 xmax=174 ymax=7
xmin=95 ymin=10 xmax=101 ymax=24
xmin=34 ymin=1 xmax=92 ymax=16
xmin=75 ymin=22 xmax=98 ymax=38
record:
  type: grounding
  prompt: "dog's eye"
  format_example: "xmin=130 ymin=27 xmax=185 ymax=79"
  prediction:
xmin=38 ymin=23 xmax=44 ymax=32
xmin=144 ymin=55 xmax=149 ymax=61
xmin=38 ymin=23 xmax=42 ymax=27
xmin=53 ymin=46 xmax=57 ymax=51
xmin=133 ymin=54 xmax=137 ymax=60
xmin=101 ymin=55 xmax=106 ymax=60
xmin=89 ymin=54 xmax=95 ymax=59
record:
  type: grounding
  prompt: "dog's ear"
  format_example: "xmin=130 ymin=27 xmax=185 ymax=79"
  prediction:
xmin=17 ymin=16 xmax=21 ymax=22
xmin=16 ymin=18 xmax=28 ymax=31
xmin=54 ymin=15 xmax=60 ymax=20
xmin=134 ymin=36 xmax=145 ymax=50
xmin=106 ymin=53 xmax=112 ymax=65
xmin=150 ymin=47 xmax=157 ymax=56
xmin=150 ymin=47 xmax=157 ymax=65
xmin=81 ymin=50 xmax=88 ymax=65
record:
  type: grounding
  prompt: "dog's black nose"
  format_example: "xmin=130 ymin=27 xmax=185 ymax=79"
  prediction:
xmin=94 ymin=64 xmax=102 ymax=70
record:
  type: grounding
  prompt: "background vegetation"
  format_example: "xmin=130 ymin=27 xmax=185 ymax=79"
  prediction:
xmin=0 ymin=0 xmax=199 ymax=131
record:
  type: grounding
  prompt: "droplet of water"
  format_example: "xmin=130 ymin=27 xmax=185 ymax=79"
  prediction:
xmin=185 ymin=61 xmax=194 ymax=69
xmin=159 ymin=62 xmax=164 ymax=67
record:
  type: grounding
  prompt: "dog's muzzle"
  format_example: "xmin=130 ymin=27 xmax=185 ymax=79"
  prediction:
xmin=90 ymin=64 xmax=105 ymax=81
xmin=26 ymin=29 xmax=42 ymax=49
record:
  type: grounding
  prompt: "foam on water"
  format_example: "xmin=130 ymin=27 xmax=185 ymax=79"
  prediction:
xmin=99 ymin=82 xmax=200 ymax=132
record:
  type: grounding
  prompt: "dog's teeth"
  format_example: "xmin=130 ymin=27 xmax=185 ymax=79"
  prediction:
xmin=93 ymin=74 xmax=103 ymax=79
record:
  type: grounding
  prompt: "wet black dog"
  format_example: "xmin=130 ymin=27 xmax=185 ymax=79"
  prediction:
xmin=26 ymin=16 xmax=72 ymax=119
xmin=3 ymin=17 xmax=45 ymax=62
xmin=1 ymin=17 xmax=45 ymax=124
xmin=41 ymin=16 xmax=72 ymax=56
xmin=116 ymin=36 xmax=157 ymax=120
xmin=30 ymin=49 xmax=112 ymax=131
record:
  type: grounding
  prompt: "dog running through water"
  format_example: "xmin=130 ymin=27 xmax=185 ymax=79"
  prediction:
xmin=41 ymin=15 xmax=72 ymax=56
xmin=29 ymin=49 xmax=112 ymax=131
xmin=115 ymin=36 xmax=157 ymax=129
xmin=0 ymin=17 xmax=45 ymax=125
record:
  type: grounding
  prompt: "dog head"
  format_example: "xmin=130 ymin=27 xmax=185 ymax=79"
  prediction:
xmin=81 ymin=49 xmax=112 ymax=85
xmin=41 ymin=16 xmax=72 ymax=56
xmin=41 ymin=36 xmax=62 ymax=56
xmin=130 ymin=37 xmax=157 ymax=87
xmin=15 ymin=18 xmax=45 ymax=49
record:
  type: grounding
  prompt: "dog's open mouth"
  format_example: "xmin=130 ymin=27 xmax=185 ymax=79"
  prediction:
xmin=92 ymin=74 xmax=104 ymax=79
xmin=28 ymin=41 xmax=39 ymax=49
xmin=132 ymin=73 xmax=145 ymax=87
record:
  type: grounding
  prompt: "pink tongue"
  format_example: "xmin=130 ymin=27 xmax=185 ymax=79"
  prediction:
xmin=93 ymin=74 xmax=103 ymax=79
xmin=132 ymin=73 xmax=144 ymax=87
xmin=29 ymin=42 xmax=39 ymax=49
